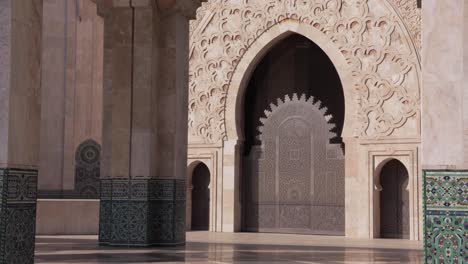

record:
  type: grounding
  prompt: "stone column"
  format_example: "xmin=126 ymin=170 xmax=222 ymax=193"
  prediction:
xmin=422 ymin=1 xmax=467 ymax=263
xmin=63 ymin=0 xmax=104 ymax=198
xmin=0 ymin=0 xmax=42 ymax=263
xmin=97 ymin=0 xmax=134 ymax=245
xmin=221 ymin=140 xmax=242 ymax=232
xmin=150 ymin=0 xmax=201 ymax=242
xmin=39 ymin=0 xmax=74 ymax=197
xmin=97 ymin=0 xmax=201 ymax=246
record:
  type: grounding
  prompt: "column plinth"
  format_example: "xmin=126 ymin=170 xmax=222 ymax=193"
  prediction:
xmin=0 ymin=168 xmax=38 ymax=264
xmin=99 ymin=178 xmax=186 ymax=246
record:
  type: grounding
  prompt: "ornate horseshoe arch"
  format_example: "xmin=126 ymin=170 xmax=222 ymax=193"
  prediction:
xmin=225 ymin=21 xmax=353 ymax=140
xmin=188 ymin=0 xmax=422 ymax=239
xmin=189 ymin=0 xmax=421 ymax=144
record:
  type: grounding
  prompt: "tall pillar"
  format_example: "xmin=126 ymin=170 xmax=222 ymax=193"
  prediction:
xmin=38 ymin=0 xmax=75 ymax=197
xmin=422 ymin=0 xmax=468 ymax=263
xmin=97 ymin=0 xmax=201 ymax=246
xmin=0 ymin=0 xmax=42 ymax=263
xmin=151 ymin=0 xmax=200 ymax=242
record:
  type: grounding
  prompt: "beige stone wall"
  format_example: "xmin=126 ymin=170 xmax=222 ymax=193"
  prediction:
xmin=422 ymin=0 xmax=466 ymax=169
xmin=101 ymin=6 xmax=133 ymax=178
xmin=154 ymin=12 xmax=191 ymax=179
xmin=464 ymin=1 xmax=468 ymax=167
xmin=0 ymin=0 xmax=12 ymax=165
xmin=39 ymin=0 xmax=103 ymax=192
xmin=63 ymin=0 xmax=103 ymax=190
xmin=40 ymin=0 xmax=71 ymax=190
xmin=0 ymin=0 xmax=42 ymax=168
xmin=99 ymin=0 xmax=197 ymax=180
xmin=36 ymin=199 xmax=99 ymax=235
xmin=422 ymin=0 xmax=468 ymax=168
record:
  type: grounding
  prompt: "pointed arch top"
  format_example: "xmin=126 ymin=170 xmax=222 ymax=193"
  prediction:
xmin=187 ymin=160 xmax=211 ymax=178
xmin=224 ymin=22 xmax=353 ymax=140
xmin=188 ymin=0 xmax=421 ymax=144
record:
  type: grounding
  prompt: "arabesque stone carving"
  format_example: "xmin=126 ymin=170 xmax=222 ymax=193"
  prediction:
xmin=188 ymin=0 xmax=421 ymax=143
xmin=389 ymin=0 xmax=421 ymax=50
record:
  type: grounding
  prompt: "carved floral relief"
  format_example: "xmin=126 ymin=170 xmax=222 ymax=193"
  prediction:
xmin=189 ymin=0 xmax=421 ymax=143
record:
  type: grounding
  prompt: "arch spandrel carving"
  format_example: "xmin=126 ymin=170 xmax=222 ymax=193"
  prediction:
xmin=388 ymin=0 xmax=421 ymax=51
xmin=189 ymin=0 xmax=421 ymax=144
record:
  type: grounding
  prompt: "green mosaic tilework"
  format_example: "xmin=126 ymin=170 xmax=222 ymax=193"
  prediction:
xmin=424 ymin=171 xmax=467 ymax=264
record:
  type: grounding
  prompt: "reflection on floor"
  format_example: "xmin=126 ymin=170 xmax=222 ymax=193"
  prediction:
xmin=35 ymin=231 xmax=423 ymax=263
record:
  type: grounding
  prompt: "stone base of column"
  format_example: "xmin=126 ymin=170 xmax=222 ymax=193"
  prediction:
xmin=423 ymin=170 xmax=467 ymax=263
xmin=99 ymin=178 xmax=186 ymax=246
xmin=0 ymin=168 xmax=38 ymax=264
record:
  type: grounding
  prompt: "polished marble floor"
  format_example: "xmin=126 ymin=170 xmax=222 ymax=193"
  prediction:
xmin=35 ymin=231 xmax=424 ymax=263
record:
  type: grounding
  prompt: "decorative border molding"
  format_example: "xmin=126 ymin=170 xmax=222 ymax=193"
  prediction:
xmin=187 ymin=149 xmax=220 ymax=231
xmin=367 ymin=145 xmax=420 ymax=240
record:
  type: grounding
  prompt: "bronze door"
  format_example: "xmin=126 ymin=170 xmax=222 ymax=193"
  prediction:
xmin=242 ymin=95 xmax=345 ymax=235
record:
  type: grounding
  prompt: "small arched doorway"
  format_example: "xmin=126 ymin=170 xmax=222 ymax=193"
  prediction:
xmin=191 ymin=163 xmax=210 ymax=231
xmin=379 ymin=159 xmax=409 ymax=239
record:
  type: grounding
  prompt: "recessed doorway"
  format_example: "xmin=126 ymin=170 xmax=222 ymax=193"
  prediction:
xmin=379 ymin=159 xmax=409 ymax=239
xmin=191 ymin=163 xmax=211 ymax=231
xmin=241 ymin=34 xmax=345 ymax=235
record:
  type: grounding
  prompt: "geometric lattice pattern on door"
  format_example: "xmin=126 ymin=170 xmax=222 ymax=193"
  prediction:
xmin=424 ymin=170 xmax=468 ymax=264
xmin=75 ymin=139 xmax=100 ymax=198
xmin=243 ymin=94 xmax=345 ymax=235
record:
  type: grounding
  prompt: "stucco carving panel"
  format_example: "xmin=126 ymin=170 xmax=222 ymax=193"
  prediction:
xmin=388 ymin=0 xmax=421 ymax=50
xmin=189 ymin=0 xmax=421 ymax=143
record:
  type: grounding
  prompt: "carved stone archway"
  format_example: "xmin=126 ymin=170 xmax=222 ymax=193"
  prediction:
xmin=377 ymin=159 xmax=410 ymax=239
xmin=186 ymin=160 xmax=215 ymax=231
xmin=189 ymin=0 xmax=421 ymax=143
xmin=224 ymin=21 xmax=354 ymax=140
xmin=188 ymin=0 xmax=421 ymax=239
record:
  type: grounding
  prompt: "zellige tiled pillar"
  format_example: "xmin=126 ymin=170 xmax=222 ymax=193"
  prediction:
xmin=97 ymin=0 xmax=201 ymax=246
xmin=152 ymin=0 xmax=201 ymax=245
xmin=0 ymin=0 xmax=42 ymax=263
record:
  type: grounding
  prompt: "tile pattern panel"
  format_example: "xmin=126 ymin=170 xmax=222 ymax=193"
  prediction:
xmin=0 ymin=168 xmax=38 ymax=264
xmin=424 ymin=170 xmax=467 ymax=264
xmin=74 ymin=139 xmax=101 ymax=198
xmin=99 ymin=179 xmax=186 ymax=246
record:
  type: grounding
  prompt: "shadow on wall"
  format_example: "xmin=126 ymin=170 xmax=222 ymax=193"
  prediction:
xmin=379 ymin=159 xmax=409 ymax=239
xmin=191 ymin=163 xmax=210 ymax=231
